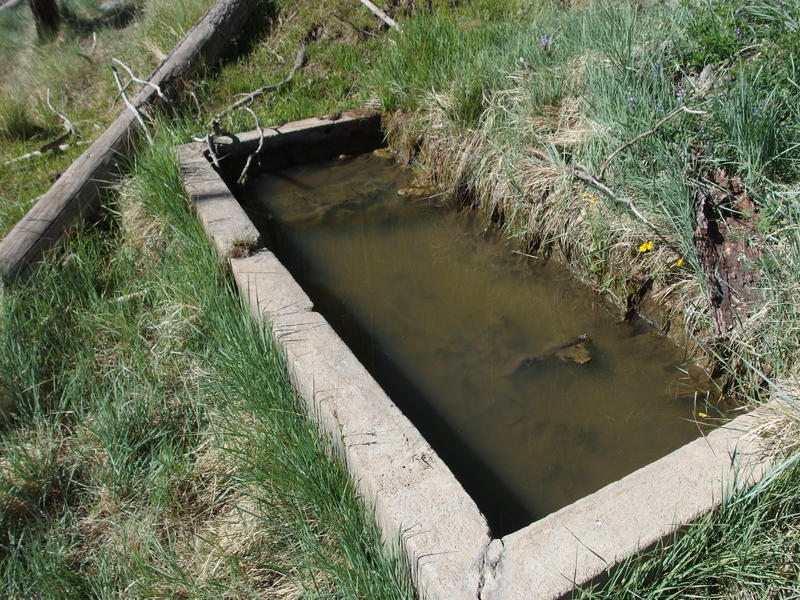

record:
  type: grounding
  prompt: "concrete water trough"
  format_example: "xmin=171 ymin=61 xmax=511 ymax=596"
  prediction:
xmin=176 ymin=110 xmax=774 ymax=600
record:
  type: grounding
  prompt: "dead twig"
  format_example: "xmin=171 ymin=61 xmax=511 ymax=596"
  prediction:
xmin=188 ymin=90 xmax=203 ymax=120
xmin=210 ymin=44 xmax=306 ymax=127
xmin=78 ymin=31 xmax=97 ymax=60
xmin=571 ymin=164 xmax=658 ymax=232
xmin=333 ymin=12 xmax=377 ymax=38
xmin=112 ymin=58 xmax=166 ymax=100
xmin=3 ymin=140 xmax=92 ymax=166
xmin=46 ymin=88 xmax=75 ymax=136
xmin=598 ymin=106 xmax=707 ymax=179
xmin=357 ymin=0 xmax=399 ymax=30
xmin=111 ymin=66 xmax=153 ymax=145
xmin=237 ymin=106 xmax=264 ymax=185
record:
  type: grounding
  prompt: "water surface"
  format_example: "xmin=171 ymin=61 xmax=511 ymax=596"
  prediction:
xmin=245 ymin=153 xmax=702 ymax=535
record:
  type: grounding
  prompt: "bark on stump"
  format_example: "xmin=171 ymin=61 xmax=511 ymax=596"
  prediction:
xmin=29 ymin=0 xmax=60 ymax=39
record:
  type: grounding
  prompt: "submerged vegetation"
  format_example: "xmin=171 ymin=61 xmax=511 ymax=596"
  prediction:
xmin=1 ymin=0 xmax=800 ymax=597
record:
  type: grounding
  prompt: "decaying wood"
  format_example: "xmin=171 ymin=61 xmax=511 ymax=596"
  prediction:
xmin=29 ymin=0 xmax=61 ymax=39
xmin=693 ymin=168 xmax=761 ymax=336
xmin=358 ymin=0 xmax=399 ymax=29
xmin=0 ymin=0 xmax=258 ymax=280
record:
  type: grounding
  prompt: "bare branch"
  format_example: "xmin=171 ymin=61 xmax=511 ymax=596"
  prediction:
xmin=205 ymin=133 xmax=220 ymax=168
xmin=210 ymin=45 xmax=306 ymax=126
xmin=571 ymin=164 xmax=658 ymax=232
xmin=112 ymin=57 xmax=166 ymax=100
xmin=358 ymin=0 xmax=399 ymax=30
xmin=78 ymin=31 xmax=97 ymax=60
xmin=333 ymin=12 xmax=377 ymax=38
xmin=188 ymin=90 xmax=202 ymax=119
xmin=46 ymin=88 xmax=74 ymax=136
xmin=237 ymin=106 xmax=264 ymax=185
xmin=111 ymin=66 xmax=153 ymax=145
xmin=3 ymin=140 xmax=92 ymax=166
xmin=598 ymin=105 xmax=707 ymax=179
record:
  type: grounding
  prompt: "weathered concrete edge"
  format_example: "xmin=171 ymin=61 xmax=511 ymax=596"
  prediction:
xmin=176 ymin=142 xmax=260 ymax=257
xmin=177 ymin=130 xmax=492 ymax=600
xmin=479 ymin=404 xmax=777 ymax=600
xmin=210 ymin=110 xmax=382 ymax=156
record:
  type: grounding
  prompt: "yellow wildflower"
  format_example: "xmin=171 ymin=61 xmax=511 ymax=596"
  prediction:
xmin=589 ymin=196 xmax=597 ymax=204
xmin=675 ymin=258 xmax=685 ymax=267
xmin=698 ymin=412 xmax=709 ymax=419
xmin=638 ymin=240 xmax=654 ymax=253
xmin=582 ymin=192 xmax=589 ymax=198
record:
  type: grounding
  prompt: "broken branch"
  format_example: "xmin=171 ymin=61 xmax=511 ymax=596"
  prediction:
xmin=571 ymin=164 xmax=658 ymax=232
xmin=358 ymin=0 xmax=399 ymax=29
xmin=111 ymin=65 xmax=153 ymax=144
xmin=112 ymin=57 xmax=166 ymax=100
xmin=598 ymin=105 xmax=707 ymax=179
xmin=46 ymin=88 xmax=75 ymax=136
xmin=237 ymin=106 xmax=264 ymax=185
xmin=333 ymin=12 xmax=377 ymax=38
xmin=3 ymin=140 xmax=92 ymax=166
xmin=210 ymin=44 xmax=306 ymax=126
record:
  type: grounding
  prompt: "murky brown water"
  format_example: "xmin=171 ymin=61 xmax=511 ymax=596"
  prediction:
xmin=244 ymin=153 xmax=704 ymax=535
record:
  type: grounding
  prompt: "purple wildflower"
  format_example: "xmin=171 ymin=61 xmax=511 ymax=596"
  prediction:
xmin=539 ymin=34 xmax=550 ymax=51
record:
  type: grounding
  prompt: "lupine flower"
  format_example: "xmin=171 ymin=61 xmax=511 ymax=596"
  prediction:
xmin=676 ymin=87 xmax=687 ymax=104
xmin=753 ymin=105 xmax=764 ymax=117
xmin=626 ymin=92 xmax=636 ymax=109
xmin=539 ymin=34 xmax=550 ymax=51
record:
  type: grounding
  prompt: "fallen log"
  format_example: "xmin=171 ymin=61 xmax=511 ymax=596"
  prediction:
xmin=0 ymin=0 xmax=258 ymax=280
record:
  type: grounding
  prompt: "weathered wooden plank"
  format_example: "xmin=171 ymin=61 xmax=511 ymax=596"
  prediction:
xmin=0 ymin=0 xmax=258 ymax=280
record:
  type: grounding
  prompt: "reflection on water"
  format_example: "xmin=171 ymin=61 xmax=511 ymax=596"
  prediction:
xmin=245 ymin=153 xmax=702 ymax=535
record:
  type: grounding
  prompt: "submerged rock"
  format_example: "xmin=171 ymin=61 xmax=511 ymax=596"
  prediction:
xmin=372 ymin=147 xmax=395 ymax=159
xmin=512 ymin=333 xmax=593 ymax=373
xmin=397 ymin=185 xmax=436 ymax=198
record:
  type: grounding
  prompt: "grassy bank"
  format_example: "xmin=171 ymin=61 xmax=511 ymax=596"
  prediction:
xmin=2 ymin=0 xmax=800 ymax=597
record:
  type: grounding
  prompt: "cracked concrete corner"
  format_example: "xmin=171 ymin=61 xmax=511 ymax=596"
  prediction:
xmin=477 ymin=539 xmax=505 ymax=600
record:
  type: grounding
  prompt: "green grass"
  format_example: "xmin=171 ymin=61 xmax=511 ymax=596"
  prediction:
xmin=0 ymin=0 xmax=218 ymax=238
xmin=0 ymin=123 xmax=413 ymax=598
xmin=2 ymin=0 xmax=800 ymax=597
